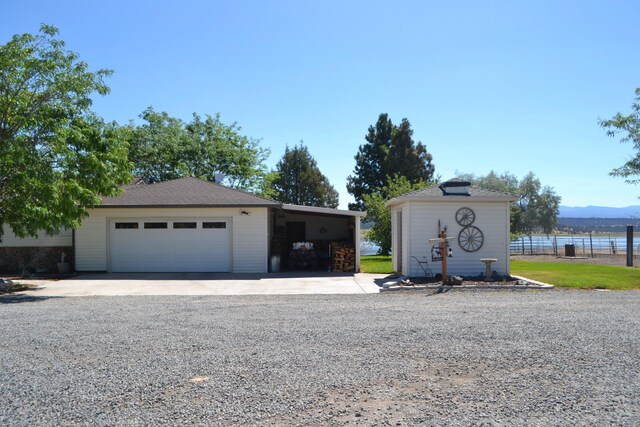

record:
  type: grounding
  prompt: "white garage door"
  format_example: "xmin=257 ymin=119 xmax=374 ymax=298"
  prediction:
xmin=110 ymin=219 xmax=231 ymax=272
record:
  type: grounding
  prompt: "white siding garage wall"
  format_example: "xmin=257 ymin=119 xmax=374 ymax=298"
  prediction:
xmin=73 ymin=213 xmax=107 ymax=271
xmin=406 ymin=201 xmax=510 ymax=277
xmin=0 ymin=226 xmax=72 ymax=247
xmin=232 ymin=212 xmax=268 ymax=273
xmin=75 ymin=207 xmax=269 ymax=273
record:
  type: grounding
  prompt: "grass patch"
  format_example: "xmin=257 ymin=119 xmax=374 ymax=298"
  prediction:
xmin=511 ymin=260 xmax=640 ymax=290
xmin=360 ymin=255 xmax=393 ymax=274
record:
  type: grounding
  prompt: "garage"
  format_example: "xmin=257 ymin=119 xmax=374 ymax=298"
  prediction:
xmin=109 ymin=218 xmax=231 ymax=273
xmin=72 ymin=177 xmax=363 ymax=273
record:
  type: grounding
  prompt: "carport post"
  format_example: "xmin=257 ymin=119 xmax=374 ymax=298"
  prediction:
xmin=627 ymin=225 xmax=633 ymax=267
xmin=355 ymin=216 xmax=361 ymax=272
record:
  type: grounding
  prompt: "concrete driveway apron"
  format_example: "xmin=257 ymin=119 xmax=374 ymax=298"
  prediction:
xmin=22 ymin=272 xmax=385 ymax=296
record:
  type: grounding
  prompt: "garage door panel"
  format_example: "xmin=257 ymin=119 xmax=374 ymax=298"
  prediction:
xmin=110 ymin=219 xmax=231 ymax=272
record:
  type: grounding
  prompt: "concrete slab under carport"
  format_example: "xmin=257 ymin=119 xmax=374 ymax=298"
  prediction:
xmin=22 ymin=272 xmax=385 ymax=296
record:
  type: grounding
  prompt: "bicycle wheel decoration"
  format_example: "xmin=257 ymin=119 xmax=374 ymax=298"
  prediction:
xmin=458 ymin=226 xmax=484 ymax=252
xmin=455 ymin=207 xmax=476 ymax=226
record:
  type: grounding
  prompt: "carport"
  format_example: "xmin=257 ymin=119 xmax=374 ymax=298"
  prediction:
xmin=269 ymin=204 xmax=365 ymax=273
xmin=270 ymin=204 xmax=366 ymax=272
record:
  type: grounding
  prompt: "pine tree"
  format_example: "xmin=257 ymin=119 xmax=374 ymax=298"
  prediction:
xmin=272 ymin=143 xmax=339 ymax=208
xmin=347 ymin=114 xmax=434 ymax=209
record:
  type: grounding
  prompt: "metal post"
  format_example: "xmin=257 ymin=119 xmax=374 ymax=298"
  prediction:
xmin=627 ymin=226 xmax=633 ymax=267
xmin=609 ymin=234 xmax=612 ymax=254
xmin=429 ymin=226 xmax=454 ymax=289
xmin=589 ymin=233 xmax=594 ymax=258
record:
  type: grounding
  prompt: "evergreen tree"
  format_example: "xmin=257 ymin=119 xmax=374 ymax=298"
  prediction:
xmin=347 ymin=114 xmax=434 ymax=209
xmin=272 ymin=143 xmax=339 ymax=208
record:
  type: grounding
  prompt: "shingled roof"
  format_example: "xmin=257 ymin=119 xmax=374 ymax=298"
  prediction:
xmin=386 ymin=180 xmax=517 ymax=207
xmin=100 ymin=177 xmax=281 ymax=208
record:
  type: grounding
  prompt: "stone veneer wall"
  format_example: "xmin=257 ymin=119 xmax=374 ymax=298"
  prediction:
xmin=0 ymin=247 xmax=73 ymax=274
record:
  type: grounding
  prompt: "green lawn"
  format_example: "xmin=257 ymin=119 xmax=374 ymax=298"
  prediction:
xmin=511 ymin=260 xmax=640 ymax=290
xmin=360 ymin=257 xmax=640 ymax=290
xmin=360 ymin=255 xmax=393 ymax=274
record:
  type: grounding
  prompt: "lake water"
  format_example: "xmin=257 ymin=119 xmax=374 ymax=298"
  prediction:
xmin=360 ymin=241 xmax=381 ymax=256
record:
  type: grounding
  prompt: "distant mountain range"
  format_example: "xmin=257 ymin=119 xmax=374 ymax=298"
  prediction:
xmin=559 ymin=205 xmax=640 ymax=218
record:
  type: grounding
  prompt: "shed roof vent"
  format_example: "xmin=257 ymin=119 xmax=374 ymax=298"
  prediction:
xmin=439 ymin=179 xmax=471 ymax=196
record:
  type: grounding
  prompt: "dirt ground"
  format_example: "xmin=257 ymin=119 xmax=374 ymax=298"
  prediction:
xmin=511 ymin=253 xmax=637 ymax=267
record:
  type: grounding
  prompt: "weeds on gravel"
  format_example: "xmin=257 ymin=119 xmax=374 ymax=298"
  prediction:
xmin=0 ymin=283 xmax=35 ymax=294
xmin=511 ymin=261 xmax=640 ymax=290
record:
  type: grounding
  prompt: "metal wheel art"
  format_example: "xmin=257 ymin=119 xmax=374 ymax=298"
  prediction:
xmin=455 ymin=207 xmax=476 ymax=226
xmin=458 ymin=226 xmax=484 ymax=252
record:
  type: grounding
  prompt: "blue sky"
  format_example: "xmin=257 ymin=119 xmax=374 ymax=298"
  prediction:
xmin=3 ymin=0 xmax=640 ymax=209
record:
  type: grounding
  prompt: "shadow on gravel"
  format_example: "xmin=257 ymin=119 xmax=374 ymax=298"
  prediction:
xmin=0 ymin=294 xmax=62 ymax=304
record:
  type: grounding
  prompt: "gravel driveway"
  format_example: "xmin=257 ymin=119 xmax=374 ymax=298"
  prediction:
xmin=1 ymin=290 xmax=639 ymax=426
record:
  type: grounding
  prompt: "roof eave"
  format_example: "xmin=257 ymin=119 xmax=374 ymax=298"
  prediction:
xmin=95 ymin=203 xmax=280 ymax=209
xmin=281 ymin=203 xmax=367 ymax=217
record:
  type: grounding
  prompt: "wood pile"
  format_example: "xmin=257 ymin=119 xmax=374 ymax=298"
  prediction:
xmin=333 ymin=247 xmax=355 ymax=272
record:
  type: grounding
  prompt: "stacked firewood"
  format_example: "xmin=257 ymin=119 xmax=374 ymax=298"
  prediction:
xmin=333 ymin=247 xmax=355 ymax=272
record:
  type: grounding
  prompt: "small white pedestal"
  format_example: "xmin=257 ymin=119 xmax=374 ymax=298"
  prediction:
xmin=480 ymin=258 xmax=498 ymax=281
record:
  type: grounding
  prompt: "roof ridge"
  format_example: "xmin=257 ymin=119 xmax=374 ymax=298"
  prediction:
xmin=101 ymin=176 xmax=281 ymax=207
xmin=121 ymin=176 xmax=278 ymax=202
xmin=387 ymin=182 xmax=518 ymax=203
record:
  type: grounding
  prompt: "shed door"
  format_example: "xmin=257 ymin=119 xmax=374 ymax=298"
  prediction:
xmin=109 ymin=219 xmax=231 ymax=272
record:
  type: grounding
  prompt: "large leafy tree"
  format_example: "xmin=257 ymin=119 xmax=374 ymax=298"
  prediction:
xmin=363 ymin=175 xmax=426 ymax=255
xmin=128 ymin=107 xmax=269 ymax=192
xmin=127 ymin=109 xmax=185 ymax=184
xmin=0 ymin=25 xmax=131 ymax=237
xmin=347 ymin=113 xmax=434 ymax=209
xmin=456 ymin=170 xmax=561 ymax=236
xmin=272 ymin=143 xmax=339 ymax=208
xmin=600 ymin=87 xmax=640 ymax=185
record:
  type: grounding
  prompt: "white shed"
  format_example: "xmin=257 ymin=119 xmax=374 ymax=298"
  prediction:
xmin=386 ymin=180 xmax=517 ymax=277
